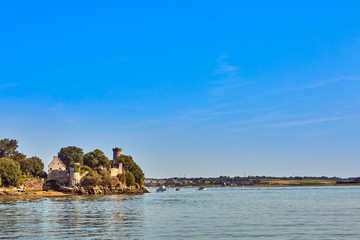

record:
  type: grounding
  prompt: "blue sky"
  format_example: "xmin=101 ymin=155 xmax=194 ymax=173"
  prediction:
xmin=1 ymin=1 xmax=360 ymax=178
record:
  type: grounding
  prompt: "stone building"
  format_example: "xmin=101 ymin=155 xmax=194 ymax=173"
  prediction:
xmin=109 ymin=147 xmax=123 ymax=177
xmin=47 ymin=147 xmax=123 ymax=186
xmin=47 ymin=156 xmax=68 ymax=185
xmin=47 ymin=157 xmax=85 ymax=186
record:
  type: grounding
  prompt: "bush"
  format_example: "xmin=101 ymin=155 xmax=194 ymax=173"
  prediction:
xmin=117 ymin=173 xmax=126 ymax=185
xmin=100 ymin=169 xmax=112 ymax=187
xmin=80 ymin=172 xmax=102 ymax=187
xmin=99 ymin=169 xmax=119 ymax=188
xmin=125 ymin=171 xmax=135 ymax=187
xmin=0 ymin=157 xmax=22 ymax=187
xmin=80 ymin=165 xmax=93 ymax=175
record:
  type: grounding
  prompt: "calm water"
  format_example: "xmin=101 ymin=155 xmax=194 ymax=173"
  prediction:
xmin=1 ymin=186 xmax=360 ymax=239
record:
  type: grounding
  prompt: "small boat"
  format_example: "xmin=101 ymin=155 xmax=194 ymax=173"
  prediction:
xmin=176 ymin=188 xmax=181 ymax=191
xmin=198 ymin=187 xmax=207 ymax=190
xmin=156 ymin=186 xmax=166 ymax=192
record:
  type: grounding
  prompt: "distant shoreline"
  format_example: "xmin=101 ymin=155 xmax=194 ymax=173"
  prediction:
xmin=146 ymin=177 xmax=360 ymax=189
xmin=150 ymin=183 xmax=360 ymax=189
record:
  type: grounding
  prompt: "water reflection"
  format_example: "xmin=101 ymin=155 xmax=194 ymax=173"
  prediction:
xmin=0 ymin=195 xmax=145 ymax=239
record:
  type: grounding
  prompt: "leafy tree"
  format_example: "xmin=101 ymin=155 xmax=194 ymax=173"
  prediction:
xmin=0 ymin=138 xmax=19 ymax=158
xmin=125 ymin=171 xmax=135 ymax=187
xmin=118 ymin=155 xmax=145 ymax=185
xmin=58 ymin=146 xmax=84 ymax=168
xmin=83 ymin=149 xmax=110 ymax=169
xmin=20 ymin=157 xmax=44 ymax=177
xmin=12 ymin=152 xmax=26 ymax=162
xmin=0 ymin=157 xmax=22 ymax=187
xmin=0 ymin=138 xmax=27 ymax=163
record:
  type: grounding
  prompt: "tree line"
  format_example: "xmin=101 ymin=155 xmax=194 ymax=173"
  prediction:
xmin=0 ymin=138 xmax=45 ymax=187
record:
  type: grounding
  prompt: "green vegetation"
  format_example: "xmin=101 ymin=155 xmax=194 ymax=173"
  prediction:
xmin=19 ymin=156 xmax=44 ymax=177
xmin=83 ymin=149 xmax=110 ymax=169
xmin=0 ymin=157 xmax=22 ymax=187
xmin=58 ymin=146 xmax=84 ymax=167
xmin=117 ymin=173 xmax=126 ymax=185
xmin=118 ymin=154 xmax=144 ymax=185
xmin=125 ymin=171 xmax=135 ymax=187
xmin=80 ymin=172 xmax=102 ymax=187
xmin=0 ymin=137 xmax=146 ymax=191
xmin=0 ymin=138 xmax=46 ymax=187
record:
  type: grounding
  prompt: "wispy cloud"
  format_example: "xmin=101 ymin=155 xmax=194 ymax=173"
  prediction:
xmin=0 ymin=83 xmax=17 ymax=89
xmin=210 ymin=55 xmax=252 ymax=95
xmin=296 ymin=76 xmax=360 ymax=90
xmin=215 ymin=55 xmax=239 ymax=74
xmin=271 ymin=117 xmax=344 ymax=128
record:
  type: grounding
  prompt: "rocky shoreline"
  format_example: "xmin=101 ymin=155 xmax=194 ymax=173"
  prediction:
xmin=0 ymin=179 xmax=148 ymax=197
xmin=54 ymin=185 xmax=149 ymax=195
xmin=0 ymin=187 xmax=148 ymax=197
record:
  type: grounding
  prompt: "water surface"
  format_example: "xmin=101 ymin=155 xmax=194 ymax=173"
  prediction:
xmin=1 ymin=186 xmax=360 ymax=239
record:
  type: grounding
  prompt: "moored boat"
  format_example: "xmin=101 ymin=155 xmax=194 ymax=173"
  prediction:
xmin=156 ymin=186 xmax=166 ymax=192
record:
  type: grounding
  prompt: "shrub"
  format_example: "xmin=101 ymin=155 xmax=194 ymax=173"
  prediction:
xmin=0 ymin=157 xmax=22 ymax=187
xmin=125 ymin=171 xmax=135 ymax=187
xmin=80 ymin=165 xmax=93 ymax=175
xmin=117 ymin=173 xmax=126 ymax=185
xmin=100 ymin=169 xmax=112 ymax=187
xmin=80 ymin=172 xmax=102 ymax=187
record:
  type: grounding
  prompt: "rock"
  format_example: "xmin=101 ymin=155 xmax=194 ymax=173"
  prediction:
xmin=42 ymin=180 xmax=60 ymax=191
xmin=58 ymin=186 xmax=74 ymax=193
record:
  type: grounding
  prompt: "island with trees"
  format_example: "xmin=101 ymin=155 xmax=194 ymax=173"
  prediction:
xmin=0 ymin=138 xmax=148 ymax=196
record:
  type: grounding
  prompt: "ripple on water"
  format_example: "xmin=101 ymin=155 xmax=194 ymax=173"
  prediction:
xmin=1 ymin=187 xmax=360 ymax=239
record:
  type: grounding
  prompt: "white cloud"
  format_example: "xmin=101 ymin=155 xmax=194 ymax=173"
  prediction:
xmin=0 ymin=83 xmax=17 ymax=89
xmin=297 ymin=76 xmax=360 ymax=90
xmin=271 ymin=117 xmax=344 ymax=128
xmin=210 ymin=55 xmax=252 ymax=95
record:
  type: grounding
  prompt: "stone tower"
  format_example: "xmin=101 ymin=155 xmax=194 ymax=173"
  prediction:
xmin=113 ymin=147 xmax=122 ymax=162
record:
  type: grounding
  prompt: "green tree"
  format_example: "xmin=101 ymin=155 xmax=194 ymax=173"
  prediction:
xmin=118 ymin=155 xmax=145 ymax=185
xmin=0 ymin=138 xmax=19 ymax=158
xmin=58 ymin=146 xmax=84 ymax=168
xmin=125 ymin=171 xmax=135 ymax=187
xmin=0 ymin=157 xmax=22 ymax=187
xmin=83 ymin=149 xmax=110 ymax=169
xmin=0 ymin=138 xmax=26 ymax=162
xmin=20 ymin=157 xmax=44 ymax=177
